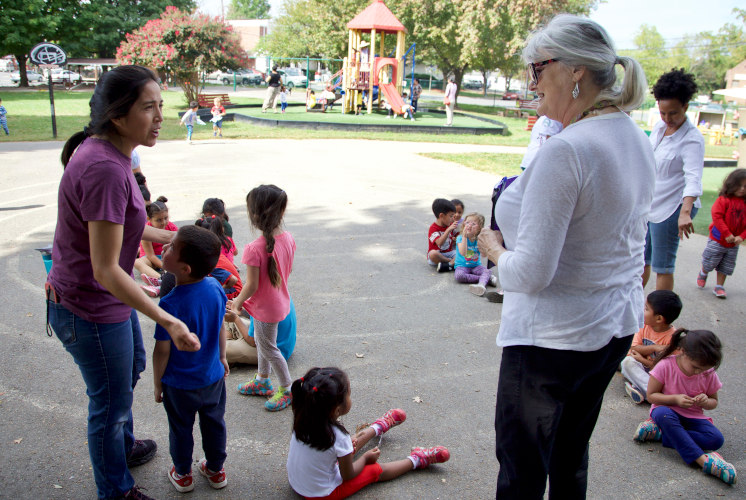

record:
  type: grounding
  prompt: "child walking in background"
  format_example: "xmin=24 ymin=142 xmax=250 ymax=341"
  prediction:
xmin=454 ymin=213 xmax=498 ymax=297
xmin=633 ymin=329 xmax=736 ymax=485
xmin=621 ymin=290 xmax=682 ymax=404
xmin=135 ymin=196 xmax=178 ymax=287
xmin=280 ymin=85 xmax=290 ymax=113
xmin=152 ymin=226 xmax=229 ymax=492
xmin=696 ymin=168 xmax=746 ymax=299
xmin=0 ymin=98 xmax=9 ymax=135
xmin=201 ymin=198 xmax=233 ymax=237
xmin=232 ymin=184 xmax=296 ymax=411
xmin=179 ymin=101 xmax=203 ymax=143
xmin=210 ymin=97 xmax=226 ymax=137
xmin=286 ymin=367 xmax=450 ymax=499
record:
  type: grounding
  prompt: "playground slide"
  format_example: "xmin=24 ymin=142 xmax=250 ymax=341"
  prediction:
xmin=380 ymin=82 xmax=405 ymax=114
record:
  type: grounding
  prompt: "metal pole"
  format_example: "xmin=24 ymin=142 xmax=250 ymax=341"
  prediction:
xmin=233 ymin=72 xmax=236 ymax=92
xmin=48 ymin=73 xmax=57 ymax=138
xmin=306 ymin=56 xmax=310 ymax=89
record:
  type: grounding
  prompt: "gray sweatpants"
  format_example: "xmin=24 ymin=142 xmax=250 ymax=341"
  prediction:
xmin=620 ymin=355 xmax=650 ymax=396
xmin=254 ymin=319 xmax=292 ymax=388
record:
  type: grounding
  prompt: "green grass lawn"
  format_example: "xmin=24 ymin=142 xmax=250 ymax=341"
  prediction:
xmin=421 ymin=151 xmax=735 ymax=237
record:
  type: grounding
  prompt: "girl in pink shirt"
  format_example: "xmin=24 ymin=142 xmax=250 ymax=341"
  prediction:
xmin=632 ymin=329 xmax=736 ymax=484
xmin=232 ymin=184 xmax=296 ymax=412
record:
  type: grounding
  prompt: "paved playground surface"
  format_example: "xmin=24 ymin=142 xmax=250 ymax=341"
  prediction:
xmin=0 ymin=138 xmax=743 ymax=499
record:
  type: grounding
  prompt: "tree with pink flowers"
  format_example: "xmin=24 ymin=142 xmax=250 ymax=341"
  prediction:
xmin=117 ymin=7 xmax=248 ymax=104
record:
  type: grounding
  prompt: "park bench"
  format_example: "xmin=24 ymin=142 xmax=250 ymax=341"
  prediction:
xmin=518 ymin=99 xmax=539 ymax=130
xmin=197 ymin=93 xmax=233 ymax=108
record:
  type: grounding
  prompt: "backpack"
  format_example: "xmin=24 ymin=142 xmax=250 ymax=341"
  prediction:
xmin=488 ymin=175 xmax=518 ymax=268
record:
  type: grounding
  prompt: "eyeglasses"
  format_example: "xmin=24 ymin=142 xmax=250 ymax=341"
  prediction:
xmin=528 ymin=59 xmax=559 ymax=85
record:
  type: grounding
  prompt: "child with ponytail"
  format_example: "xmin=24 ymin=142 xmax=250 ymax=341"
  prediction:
xmin=231 ymin=184 xmax=295 ymax=411
xmin=135 ymin=196 xmax=178 ymax=282
xmin=287 ymin=367 xmax=450 ymax=499
xmin=633 ymin=329 xmax=736 ymax=484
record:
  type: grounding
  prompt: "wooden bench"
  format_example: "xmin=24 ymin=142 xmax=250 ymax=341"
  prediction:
xmin=197 ymin=93 xmax=233 ymax=108
xmin=518 ymin=99 xmax=539 ymax=129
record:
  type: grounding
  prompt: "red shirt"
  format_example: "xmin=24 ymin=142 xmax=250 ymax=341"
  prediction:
xmin=139 ymin=221 xmax=178 ymax=257
xmin=709 ymin=195 xmax=746 ymax=247
xmin=215 ymin=253 xmax=242 ymax=300
xmin=428 ymin=222 xmax=454 ymax=254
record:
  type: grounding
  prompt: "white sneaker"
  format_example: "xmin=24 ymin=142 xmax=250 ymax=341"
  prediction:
xmin=488 ymin=275 xmax=498 ymax=287
xmin=469 ymin=284 xmax=486 ymax=296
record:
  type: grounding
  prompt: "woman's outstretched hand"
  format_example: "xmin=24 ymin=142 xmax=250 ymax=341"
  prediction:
xmin=167 ymin=319 xmax=201 ymax=352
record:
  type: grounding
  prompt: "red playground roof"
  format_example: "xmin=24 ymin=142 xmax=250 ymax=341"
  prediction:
xmin=347 ymin=0 xmax=407 ymax=33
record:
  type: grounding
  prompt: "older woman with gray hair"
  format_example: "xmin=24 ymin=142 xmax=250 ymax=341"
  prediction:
xmin=477 ymin=15 xmax=654 ymax=499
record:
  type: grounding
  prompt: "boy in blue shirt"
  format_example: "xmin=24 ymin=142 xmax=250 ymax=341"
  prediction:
xmin=0 ymin=98 xmax=9 ymax=135
xmin=153 ymin=225 xmax=229 ymax=493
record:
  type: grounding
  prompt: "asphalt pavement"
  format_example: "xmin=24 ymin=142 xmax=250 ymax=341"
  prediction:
xmin=0 ymin=138 xmax=743 ymax=499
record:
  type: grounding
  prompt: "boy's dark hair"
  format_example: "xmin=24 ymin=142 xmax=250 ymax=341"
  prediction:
xmin=146 ymin=195 xmax=168 ymax=218
xmin=247 ymin=184 xmax=288 ymax=288
xmin=195 ymin=215 xmax=231 ymax=253
xmin=134 ymin=172 xmax=151 ymax=204
xmin=647 ymin=290 xmax=682 ymax=325
xmin=432 ymin=198 xmax=456 ymax=218
xmin=174 ymin=226 xmax=221 ymax=279
xmin=652 ymin=68 xmax=698 ymax=106
xmin=291 ymin=367 xmax=350 ymax=451
xmin=202 ymin=197 xmax=229 ymax=222
xmin=61 ymin=65 xmax=158 ymax=168
xmin=719 ymin=168 xmax=746 ymax=198
xmin=451 ymin=198 xmax=464 ymax=210
xmin=189 ymin=101 xmax=198 ymax=109
xmin=654 ymin=329 xmax=722 ymax=370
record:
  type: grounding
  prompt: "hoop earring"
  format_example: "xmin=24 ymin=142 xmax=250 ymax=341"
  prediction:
xmin=572 ymin=82 xmax=579 ymax=99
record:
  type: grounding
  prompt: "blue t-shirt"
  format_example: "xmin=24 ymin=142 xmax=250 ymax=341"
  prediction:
xmin=155 ymin=277 xmax=227 ymax=390
xmin=454 ymin=235 xmax=481 ymax=268
xmin=209 ymin=268 xmax=237 ymax=296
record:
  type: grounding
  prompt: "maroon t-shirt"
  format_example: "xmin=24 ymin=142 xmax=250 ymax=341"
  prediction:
xmin=48 ymin=138 xmax=147 ymax=323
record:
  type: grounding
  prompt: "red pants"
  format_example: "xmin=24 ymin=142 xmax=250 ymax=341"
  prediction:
xmin=306 ymin=463 xmax=383 ymax=500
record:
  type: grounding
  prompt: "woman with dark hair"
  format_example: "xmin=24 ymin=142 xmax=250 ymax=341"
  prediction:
xmin=478 ymin=14 xmax=654 ymax=499
xmin=46 ymin=65 xmax=200 ymax=500
xmin=643 ymin=68 xmax=704 ymax=291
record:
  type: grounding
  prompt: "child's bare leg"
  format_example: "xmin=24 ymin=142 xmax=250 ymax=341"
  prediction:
xmin=353 ymin=427 xmax=376 ymax=450
xmin=428 ymin=250 xmax=450 ymax=264
xmin=694 ymin=454 xmax=707 ymax=467
xmin=716 ymin=272 xmax=727 ymax=286
xmin=134 ymin=257 xmax=160 ymax=279
xmin=379 ymin=459 xmax=414 ymax=481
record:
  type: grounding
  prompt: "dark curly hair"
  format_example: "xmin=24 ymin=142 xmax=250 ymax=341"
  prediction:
xmin=719 ymin=168 xmax=746 ymax=198
xmin=652 ymin=68 xmax=698 ymax=106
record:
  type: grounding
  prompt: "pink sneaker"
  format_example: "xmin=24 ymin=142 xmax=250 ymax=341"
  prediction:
xmin=141 ymin=274 xmax=162 ymax=287
xmin=140 ymin=284 xmax=160 ymax=297
xmin=168 ymin=466 xmax=194 ymax=493
xmin=696 ymin=271 xmax=707 ymax=289
xmin=372 ymin=408 xmax=406 ymax=434
xmin=199 ymin=458 xmax=227 ymax=489
xmin=713 ymin=286 xmax=727 ymax=299
xmin=410 ymin=446 xmax=450 ymax=469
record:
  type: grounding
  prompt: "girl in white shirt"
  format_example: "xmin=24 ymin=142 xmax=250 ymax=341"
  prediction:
xmin=286 ymin=367 xmax=449 ymax=499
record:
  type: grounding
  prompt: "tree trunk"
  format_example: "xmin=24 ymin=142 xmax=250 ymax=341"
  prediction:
xmin=504 ymin=76 xmax=512 ymax=92
xmin=15 ymin=54 xmax=29 ymax=87
xmin=481 ymin=70 xmax=488 ymax=96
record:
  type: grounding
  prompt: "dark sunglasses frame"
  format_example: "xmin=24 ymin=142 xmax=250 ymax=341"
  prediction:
xmin=528 ymin=59 xmax=559 ymax=85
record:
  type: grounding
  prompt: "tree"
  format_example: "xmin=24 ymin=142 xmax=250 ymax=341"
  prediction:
xmin=0 ymin=0 xmax=67 ymax=86
xmin=117 ymin=7 xmax=248 ymax=104
xmin=624 ymin=24 xmax=669 ymax=87
xmin=228 ymin=0 xmax=271 ymax=20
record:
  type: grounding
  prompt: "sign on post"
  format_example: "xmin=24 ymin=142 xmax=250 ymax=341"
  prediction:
xmin=29 ymin=42 xmax=67 ymax=139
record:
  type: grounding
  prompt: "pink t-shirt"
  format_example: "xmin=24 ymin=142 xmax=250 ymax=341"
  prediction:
xmin=649 ymin=355 xmax=722 ymax=422
xmin=139 ymin=221 xmax=178 ymax=257
xmin=220 ymin=235 xmax=237 ymax=262
xmin=49 ymin=138 xmax=147 ymax=323
xmin=241 ymin=232 xmax=295 ymax=322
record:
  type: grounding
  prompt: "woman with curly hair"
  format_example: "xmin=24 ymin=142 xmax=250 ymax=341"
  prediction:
xmin=643 ymin=68 xmax=704 ymax=291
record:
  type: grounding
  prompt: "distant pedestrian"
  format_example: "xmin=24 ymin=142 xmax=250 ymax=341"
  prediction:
xmin=180 ymin=100 xmax=203 ymax=143
xmin=263 ymin=66 xmax=282 ymax=113
xmin=411 ymin=78 xmax=422 ymax=112
xmin=444 ymin=76 xmax=457 ymax=126
xmin=211 ymin=97 xmax=226 ymax=137
xmin=0 ymin=97 xmax=8 ymax=135
xmin=280 ymin=85 xmax=289 ymax=113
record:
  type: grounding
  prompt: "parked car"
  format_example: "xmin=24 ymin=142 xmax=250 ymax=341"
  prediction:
xmin=278 ymin=68 xmax=307 ymax=89
xmin=503 ymin=91 xmax=520 ymax=100
xmin=51 ymin=70 xmax=82 ymax=84
xmin=11 ymin=71 xmax=43 ymax=84
xmin=245 ymin=68 xmax=265 ymax=84
xmin=463 ymin=79 xmax=483 ymax=90
xmin=205 ymin=69 xmax=259 ymax=85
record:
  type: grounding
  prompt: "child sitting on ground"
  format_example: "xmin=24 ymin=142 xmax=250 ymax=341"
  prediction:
xmin=286 ymin=367 xmax=450 ymax=499
xmin=427 ymin=198 xmax=458 ymax=272
xmin=621 ymin=290 xmax=682 ymax=404
xmin=152 ymin=226 xmax=229 ymax=493
xmin=451 ymin=198 xmax=464 ymax=235
xmin=633 ymin=329 xmax=736 ymax=485
xmin=696 ymin=168 xmax=746 ymax=299
xmin=135 ymin=196 xmax=178 ymax=284
xmin=201 ymin=197 xmax=233 ymax=237
xmin=454 ymin=212 xmax=499 ymax=297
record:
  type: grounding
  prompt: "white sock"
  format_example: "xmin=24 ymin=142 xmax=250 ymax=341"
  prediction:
xmin=257 ymin=375 xmax=270 ymax=383
xmin=371 ymin=423 xmax=383 ymax=436
xmin=408 ymin=455 xmax=420 ymax=468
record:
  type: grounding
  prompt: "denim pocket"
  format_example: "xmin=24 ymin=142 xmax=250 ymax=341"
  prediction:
xmin=47 ymin=301 xmax=77 ymax=346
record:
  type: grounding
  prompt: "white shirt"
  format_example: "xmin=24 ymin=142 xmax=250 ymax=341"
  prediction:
xmin=647 ymin=118 xmax=704 ymax=223
xmin=521 ymin=116 xmax=564 ymax=170
xmin=130 ymin=148 xmax=140 ymax=171
xmin=495 ymin=112 xmax=655 ymax=351
xmin=287 ymin=426 xmax=353 ymax=497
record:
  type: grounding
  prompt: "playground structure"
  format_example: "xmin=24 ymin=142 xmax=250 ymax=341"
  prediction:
xmin=342 ymin=0 xmax=408 ymax=115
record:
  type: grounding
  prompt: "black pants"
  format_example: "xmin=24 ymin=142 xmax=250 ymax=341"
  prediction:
xmin=163 ymin=378 xmax=227 ymax=475
xmin=495 ymin=335 xmax=631 ymax=500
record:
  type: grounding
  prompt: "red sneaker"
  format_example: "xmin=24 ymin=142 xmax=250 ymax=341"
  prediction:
xmin=713 ymin=286 xmax=727 ymax=299
xmin=372 ymin=408 xmax=406 ymax=434
xmin=410 ymin=446 xmax=450 ymax=469
xmin=199 ymin=458 xmax=227 ymax=489
xmin=167 ymin=466 xmax=194 ymax=493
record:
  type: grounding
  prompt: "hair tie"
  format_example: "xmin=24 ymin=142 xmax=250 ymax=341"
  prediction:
xmin=312 ymin=386 xmax=318 ymax=392
xmin=615 ymin=57 xmax=623 ymax=65
xmin=211 ymin=215 xmax=216 ymax=219
xmin=300 ymin=377 xmax=304 ymax=382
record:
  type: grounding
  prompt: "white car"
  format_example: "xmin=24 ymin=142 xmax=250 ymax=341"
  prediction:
xmin=10 ymin=71 xmax=43 ymax=83
xmin=278 ymin=68 xmax=307 ymax=89
xmin=51 ymin=70 xmax=82 ymax=84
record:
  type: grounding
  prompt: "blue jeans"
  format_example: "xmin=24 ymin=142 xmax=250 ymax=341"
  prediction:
xmin=186 ymin=124 xmax=193 ymax=140
xmin=651 ymin=406 xmax=723 ymax=464
xmin=48 ymin=302 xmax=146 ymax=499
xmin=644 ymin=204 xmax=698 ymax=274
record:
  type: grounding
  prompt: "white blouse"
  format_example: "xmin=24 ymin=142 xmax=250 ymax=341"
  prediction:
xmin=647 ymin=118 xmax=704 ymax=223
xmin=495 ymin=112 xmax=655 ymax=351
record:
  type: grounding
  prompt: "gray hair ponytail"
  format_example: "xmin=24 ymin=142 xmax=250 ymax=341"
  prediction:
xmin=522 ymin=14 xmax=648 ymax=112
